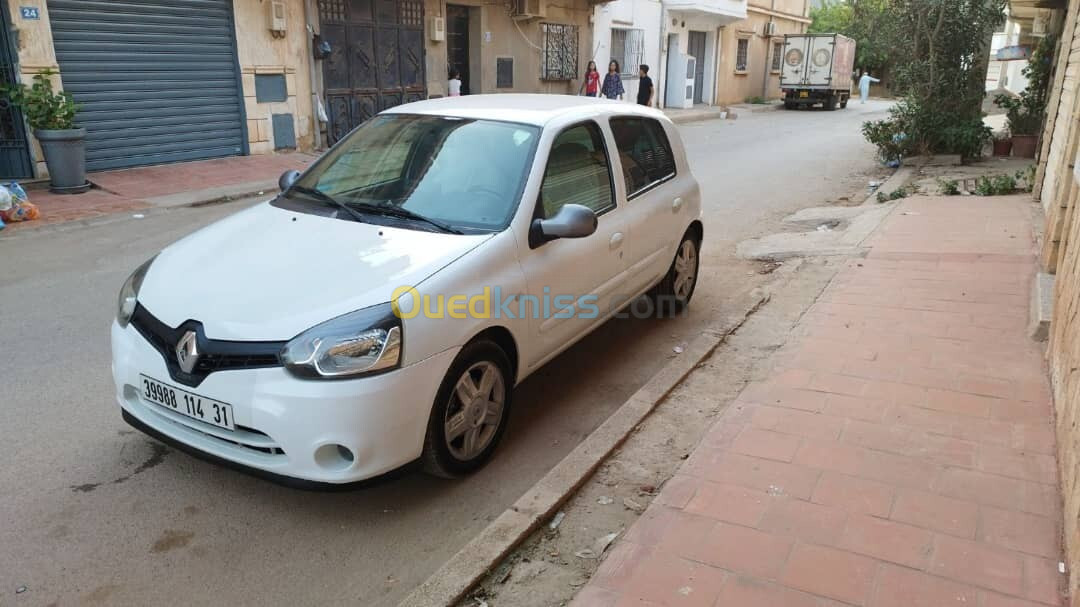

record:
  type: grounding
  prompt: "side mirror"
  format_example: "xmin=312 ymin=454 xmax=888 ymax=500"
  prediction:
xmin=278 ymin=169 xmax=301 ymax=192
xmin=529 ymin=203 xmax=598 ymax=248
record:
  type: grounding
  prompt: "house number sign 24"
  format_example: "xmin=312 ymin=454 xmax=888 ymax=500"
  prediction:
xmin=20 ymin=6 xmax=40 ymax=19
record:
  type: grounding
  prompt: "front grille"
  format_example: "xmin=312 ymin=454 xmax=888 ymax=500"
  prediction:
xmin=130 ymin=304 xmax=286 ymax=388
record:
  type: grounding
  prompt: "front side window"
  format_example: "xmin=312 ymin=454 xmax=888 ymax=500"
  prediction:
xmin=610 ymin=117 xmax=676 ymax=198
xmin=539 ymin=122 xmax=615 ymax=218
xmin=288 ymin=114 xmax=539 ymax=231
xmin=736 ymin=38 xmax=750 ymax=72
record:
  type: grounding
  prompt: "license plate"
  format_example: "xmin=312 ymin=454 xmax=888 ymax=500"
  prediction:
xmin=139 ymin=374 xmax=235 ymax=430
xmin=799 ymin=91 xmax=809 ymax=98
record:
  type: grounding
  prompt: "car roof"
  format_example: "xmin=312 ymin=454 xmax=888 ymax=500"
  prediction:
xmin=381 ymin=94 xmax=669 ymax=127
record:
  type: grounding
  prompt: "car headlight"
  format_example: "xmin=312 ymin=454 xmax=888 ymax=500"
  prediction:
xmin=281 ymin=303 xmax=402 ymax=379
xmin=116 ymin=256 xmax=156 ymax=328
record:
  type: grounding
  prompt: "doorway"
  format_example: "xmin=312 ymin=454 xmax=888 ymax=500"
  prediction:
xmin=0 ymin=1 xmax=31 ymax=178
xmin=446 ymin=5 xmax=470 ymax=95
xmin=688 ymin=31 xmax=707 ymax=104
xmin=318 ymin=0 xmax=427 ymax=144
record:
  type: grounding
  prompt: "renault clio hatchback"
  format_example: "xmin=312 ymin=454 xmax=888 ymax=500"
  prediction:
xmin=111 ymin=95 xmax=703 ymax=487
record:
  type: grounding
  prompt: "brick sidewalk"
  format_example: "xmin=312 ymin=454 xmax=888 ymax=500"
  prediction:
xmin=573 ymin=195 xmax=1064 ymax=607
xmin=1 ymin=152 xmax=315 ymax=234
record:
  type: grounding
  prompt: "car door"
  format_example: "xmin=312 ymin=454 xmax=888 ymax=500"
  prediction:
xmin=608 ymin=116 xmax=686 ymax=296
xmin=517 ymin=121 xmax=630 ymax=367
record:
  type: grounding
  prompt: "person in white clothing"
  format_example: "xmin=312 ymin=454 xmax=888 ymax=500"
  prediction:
xmin=858 ymin=71 xmax=880 ymax=104
xmin=448 ymin=70 xmax=462 ymax=97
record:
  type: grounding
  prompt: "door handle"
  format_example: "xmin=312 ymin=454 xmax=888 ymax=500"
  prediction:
xmin=672 ymin=197 xmax=684 ymax=212
xmin=610 ymin=232 xmax=624 ymax=249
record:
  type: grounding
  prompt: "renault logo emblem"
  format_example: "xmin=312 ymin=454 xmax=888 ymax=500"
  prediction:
xmin=176 ymin=331 xmax=200 ymax=374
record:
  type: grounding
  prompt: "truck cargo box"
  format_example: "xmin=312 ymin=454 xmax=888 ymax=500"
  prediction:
xmin=779 ymin=33 xmax=855 ymax=91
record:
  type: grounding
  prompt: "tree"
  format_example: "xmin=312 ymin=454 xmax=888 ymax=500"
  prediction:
xmin=862 ymin=0 xmax=1006 ymax=160
xmin=809 ymin=0 xmax=890 ymax=76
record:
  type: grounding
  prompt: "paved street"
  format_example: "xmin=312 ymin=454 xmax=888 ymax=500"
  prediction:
xmin=0 ymin=101 xmax=891 ymax=606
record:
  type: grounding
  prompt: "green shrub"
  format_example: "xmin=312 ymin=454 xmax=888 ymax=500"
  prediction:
xmin=0 ymin=69 xmax=78 ymax=130
xmin=974 ymin=174 xmax=1017 ymax=196
xmin=938 ymin=178 xmax=960 ymax=195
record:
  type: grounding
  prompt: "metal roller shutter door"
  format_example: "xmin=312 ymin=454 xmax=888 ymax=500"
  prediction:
xmin=47 ymin=0 xmax=245 ymax=171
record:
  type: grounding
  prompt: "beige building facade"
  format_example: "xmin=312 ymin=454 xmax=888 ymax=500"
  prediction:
xmin=0 ymin=0 xmax=599 ymax=180
xmin=713 ymin=0 xmax=810 ymax=105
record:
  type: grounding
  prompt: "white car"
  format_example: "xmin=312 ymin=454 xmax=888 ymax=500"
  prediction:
xmin=111 ymin=95 xmax=703 ymax=487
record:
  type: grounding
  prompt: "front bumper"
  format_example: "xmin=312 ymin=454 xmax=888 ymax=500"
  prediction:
xmin=111 ymin=321 xmax=458 ymax=485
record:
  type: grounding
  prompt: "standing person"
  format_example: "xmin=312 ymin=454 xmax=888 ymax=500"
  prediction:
xmin=448 ymin=70 xmax=462 ymax=97
xmin=858 ymin=70 xmax=879 ymax=104
xmin=637 ymin=64 xmax=654 ymax=106
xmin=601 ymin=60 xmax=624 ymax=100
xmin=578 ymin=61 xmax=600 ymax=97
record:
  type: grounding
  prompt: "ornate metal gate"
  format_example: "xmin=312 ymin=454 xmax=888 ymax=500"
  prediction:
xmin=0 ymin=2 xmax=31 ymax=178
xmin=319 ymin=0 xmax=426 ymax=144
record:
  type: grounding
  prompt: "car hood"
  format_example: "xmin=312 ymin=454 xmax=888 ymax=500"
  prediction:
xmin=137 ymin=202 xmax=492 ymax=340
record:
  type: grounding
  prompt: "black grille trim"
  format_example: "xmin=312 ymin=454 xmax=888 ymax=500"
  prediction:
xmin=130 ymin=304 xmax=285 ymax=388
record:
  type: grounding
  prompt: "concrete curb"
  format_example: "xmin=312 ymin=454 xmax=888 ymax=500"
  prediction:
xmin=862 ymin=166 xmax=914 ymax=205
xmin=398 ymin=290 xmax=770 ymax=607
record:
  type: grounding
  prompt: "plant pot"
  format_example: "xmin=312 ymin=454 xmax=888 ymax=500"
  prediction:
xmin=992 ymin=139 xmax=1013 ymax=156
xmin=34 ymin=127 xmax=90 ymax=194
xmin=1011 ymin=134 xmax=1038 ymax=158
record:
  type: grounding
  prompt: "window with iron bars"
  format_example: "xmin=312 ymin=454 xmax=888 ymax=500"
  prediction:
xmin=541 ymin=23 xmax=579 ymax=81
xmin=771 ymin=41 xmax=783 ymax=72
xmin=611 ymin=28 xmax=645 ymax=78
xmin=736 ymin=38 xmax=750 ymax=72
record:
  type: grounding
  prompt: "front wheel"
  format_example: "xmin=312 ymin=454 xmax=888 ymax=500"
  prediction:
xmin=421 ymin=340 xmax=513 ymax=478
xmin=652 ymin=232 xmax=700 ymax=312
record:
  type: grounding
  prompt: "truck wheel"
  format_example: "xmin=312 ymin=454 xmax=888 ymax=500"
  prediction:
xmin=825 ymin=95 xmax=839 ymax=111
xmin=784 ymin=101 xmax=795 ymax=110
xmin=840 ymin=96 xmax=848 ymax=109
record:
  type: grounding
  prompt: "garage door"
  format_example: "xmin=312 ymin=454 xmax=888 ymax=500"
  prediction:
xmin=47 ymin=0 xmax=246 ymax=171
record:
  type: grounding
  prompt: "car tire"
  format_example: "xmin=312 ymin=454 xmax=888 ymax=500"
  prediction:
xmin=652 ymin=230 xmax=700 ymax=313
xmin=421 ymin=339 xmax=513 ymax=479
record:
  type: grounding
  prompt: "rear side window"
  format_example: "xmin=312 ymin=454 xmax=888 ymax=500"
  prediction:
xmin=539 ymin=122 xmax=616 ymax=218
xmin=609 ymin=117 xmax=677 ymax=198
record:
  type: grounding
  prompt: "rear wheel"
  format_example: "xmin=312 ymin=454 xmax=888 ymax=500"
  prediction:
xmin=839 ymin=95 xmax=848 ymax=109
xmin=784 ymin=100 xmax=796 ymax=110
xmin=421 ymin=340 xmax=513 ymax=478
xmin=825 ymin=95 xmax=839 ymax=111
xmin=652 ymin=232 xmax=700 ymax=312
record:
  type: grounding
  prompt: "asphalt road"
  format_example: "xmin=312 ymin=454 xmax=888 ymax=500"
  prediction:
xmin=0 ymin=100 xmax=891 ymax=606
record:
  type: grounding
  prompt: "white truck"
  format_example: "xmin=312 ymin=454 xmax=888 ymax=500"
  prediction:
xmin=779 ymin=33 xmax=856 ymax=111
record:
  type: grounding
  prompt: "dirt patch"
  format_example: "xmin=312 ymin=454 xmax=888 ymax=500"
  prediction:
xmin=458 ymin=258 xmax=843 ymax=607
xmin=151 ymin=529 xmax=194 ymax=553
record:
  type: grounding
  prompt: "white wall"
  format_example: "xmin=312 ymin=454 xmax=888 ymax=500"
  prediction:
xmin=660 ymin=10 xmax=725 ymax=105
xmin=591 ymin=0 xmax=664 ymax=103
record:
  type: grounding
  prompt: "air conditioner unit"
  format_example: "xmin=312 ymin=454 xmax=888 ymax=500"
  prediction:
xmin=511 ymin=0 xmax=546 ymax=21
xmin=763 ymin=21 xmax=777 ymax=36
xmin=268 ymin=0 xmax=287 ymax=35
xmin=429 ymin=16 xmax=445 ymax=42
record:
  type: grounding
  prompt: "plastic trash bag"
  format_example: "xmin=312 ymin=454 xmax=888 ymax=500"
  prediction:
xmin=0 ymin=182 xmax=39 ymax=222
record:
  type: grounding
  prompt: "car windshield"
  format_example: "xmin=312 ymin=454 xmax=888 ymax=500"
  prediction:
xmin=290 ymin=114 xmax=540 ymax=232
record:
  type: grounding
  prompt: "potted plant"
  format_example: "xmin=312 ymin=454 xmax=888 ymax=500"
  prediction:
xmin=992 ymin=131 xmax=1013 ymax=157
xmin=996 ymin=94 xmax=1041 ymax=157
xmin=994 ymin=35 xmax=1053 ymax=159
xmin=2 ymin=70 xmax=89 ymax=193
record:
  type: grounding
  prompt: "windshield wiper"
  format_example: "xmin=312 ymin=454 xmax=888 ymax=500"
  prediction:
xmin=285 ymin=185 xmax=366 ymax=223
xmin=347 ymin=201 xmax=463 ymax=235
